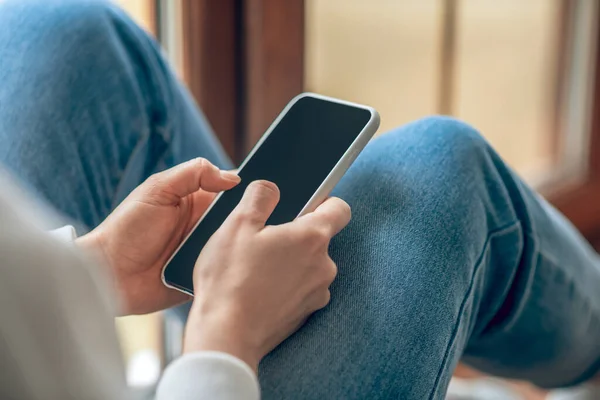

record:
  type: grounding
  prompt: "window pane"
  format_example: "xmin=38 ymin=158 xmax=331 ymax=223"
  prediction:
xmin=304 ymin=0 xmax=590 ymax=185
xmin=114 ymin=0 xmax=155 ymax=35
xmin=455 ymin=0 xmax=560 ymax=179
xmin=305 ymin=0 xmax=440 ymax=133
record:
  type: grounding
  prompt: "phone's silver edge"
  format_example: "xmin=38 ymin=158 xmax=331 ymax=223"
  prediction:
xmin=161 ymin=92 xmax=380 ymax=296
xmin=297 ymin=100 xmax=380 ymax=217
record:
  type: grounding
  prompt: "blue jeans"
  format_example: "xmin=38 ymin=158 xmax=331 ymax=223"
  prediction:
xmin=1 ymin=1 xmax=599 ymax=399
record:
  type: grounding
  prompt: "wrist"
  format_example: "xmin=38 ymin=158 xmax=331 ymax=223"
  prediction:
xmin=75 ymin=230 xmax=115 ymax=280
xmin=75 ymin=229 xmax=105 ymax=258
xmin=75 ymin=229 xmax=130 ymax=314
xmin=184 ymin=304 xmax=262 ymax=373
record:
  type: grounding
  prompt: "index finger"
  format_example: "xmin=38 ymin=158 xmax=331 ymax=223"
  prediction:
xmin=298 ymin=197 xmax=352 ymax=237
xmin=136 ymin=158 xmax=240 ymax=207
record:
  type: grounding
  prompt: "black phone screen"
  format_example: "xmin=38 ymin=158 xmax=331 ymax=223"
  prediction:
xmin=163 ymin=95 xmax=372 ymax=293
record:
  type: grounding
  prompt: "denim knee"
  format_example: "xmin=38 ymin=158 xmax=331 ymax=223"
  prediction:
xmin=387 ymin=116 xmax=491 ymax=179
xmin=345 ymin=115 xmax=517 ymax=245
xmin=0 ymin=0 xmax=159 ymax=136
xmin=364 ymin=116 xmax=496 ymax=200
xmin=0 ymin=0 xmax=153 ymax=97
xmin=0 ymin=0 xmax=161 ymax=209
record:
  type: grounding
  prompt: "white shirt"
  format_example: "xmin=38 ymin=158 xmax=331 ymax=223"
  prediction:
xmin=0 ymin=171 xmax=259 ymax=400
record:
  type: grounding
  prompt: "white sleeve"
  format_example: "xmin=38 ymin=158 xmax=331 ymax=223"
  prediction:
xmin=0 ymin=200 xmax=127 ymax=400
xmin=0 ymin=171 xmax=262 ymax=400
xmin=156 ymin=352 xmax=260 ymax=400
xmin=48 ymin=225 xmax=77 ymax=242
xmin=47 ymin=224 xmax=262 ymax=400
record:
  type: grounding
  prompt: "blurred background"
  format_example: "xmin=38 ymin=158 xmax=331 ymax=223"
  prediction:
xmin=114 ymin=1 xmax=600 ymax=398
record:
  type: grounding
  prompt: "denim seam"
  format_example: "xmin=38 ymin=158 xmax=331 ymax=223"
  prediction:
xmin=528 ymin=231 xmax=600 ymax=319
xmin=428 ymin=220 xmax=522 ymax=400
xmin=106 ymin=4 xmax=172 ymax=210
xmin=109 ymin=129 xmax=150 ymax=210
xmin=527 ymin=231 xmax=600 ymax=387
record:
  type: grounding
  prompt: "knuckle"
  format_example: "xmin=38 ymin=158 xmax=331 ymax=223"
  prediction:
xmin=316 ymin=290 xmax=331 ymax=309
xmin=231 ymin=208 xmax=262 ymax=225
xmin=340 ymin=200 xmax=352 ymax=220
xmin=193 ymin=157 xmax=210 ymax=170
xmin=332 ymin=198 xmax=351 ymax=221
xmin=145 ymin=173 xmax=161 ymax=185
xmin=314 ymin=258 xmax=337 ymax=286
xmin=143 ymin=173 xmax=162 ymax=193
xmin=306 ymin=226 xmax=330 ymax=245
xmin=322 ymin=259 xmax=338 ymax=283
xmin=318 ymin=226 xmax=332 ymax=240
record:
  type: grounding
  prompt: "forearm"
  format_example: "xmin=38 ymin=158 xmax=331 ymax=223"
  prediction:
xmin=54 ymin=225 xmax=261 ymax=399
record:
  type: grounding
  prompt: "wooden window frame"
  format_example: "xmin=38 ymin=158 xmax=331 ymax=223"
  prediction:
xmin=545 ymin=0 xmax=600 ymax=243
xmin=180 ymin=0 xmax=600 ymax=243
xmin=179 ymin=0 xmax=241 ymax=160
xmin=179 ymin=0 xmax=303 ymax=163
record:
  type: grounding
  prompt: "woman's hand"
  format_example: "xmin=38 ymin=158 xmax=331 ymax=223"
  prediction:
xmin=77 ymin=158 xmax=240 ymax=315
xmin=183 ymin=180 xmax=351 ymax=372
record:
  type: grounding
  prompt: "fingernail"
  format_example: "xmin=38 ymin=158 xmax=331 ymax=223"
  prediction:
xmin=220 ymin=170 xmax=241 ymax=183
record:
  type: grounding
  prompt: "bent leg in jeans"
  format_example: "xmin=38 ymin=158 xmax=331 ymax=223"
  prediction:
xmin=0 ymin=1 xmax=599 ymax=399
xmin=260 ymin=118 xmax=600 ymax=398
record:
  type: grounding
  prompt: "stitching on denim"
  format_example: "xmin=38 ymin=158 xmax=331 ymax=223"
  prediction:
xmin=527 ymin=231 xmax=600 ymax=386
xmin=527 ymin=229 xmax=600 ymax=322
xmin=428 ymin=220 xmax=522 ymax=400
xmin=109 ymin=129 xmax=149 ymax=210
xmin=105 ymin=6 xmax=173 ymax=210
xmin=109 ymin=128 xmax=174 ymax=211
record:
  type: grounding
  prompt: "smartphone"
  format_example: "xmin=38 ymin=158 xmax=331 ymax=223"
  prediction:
xmin=162 ymin=93 xmax=380 ymax=295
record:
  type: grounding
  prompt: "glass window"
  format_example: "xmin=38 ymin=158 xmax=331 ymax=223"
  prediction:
xmin=114 ymin=0 xmax=156 ymax=34
xmin=455 ymin=0 xmax=559 ymax=179
xmin=305 ymin=0 xmax=596 ymax=185
xmin=306 ymin=0 xmax=440 ymax=135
